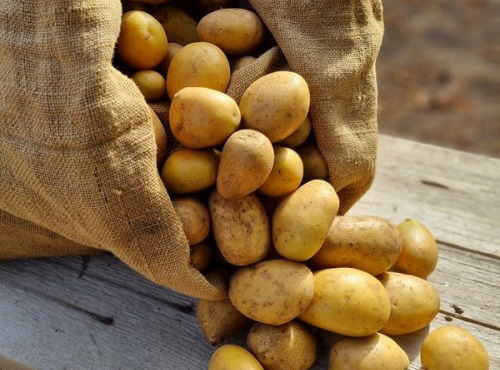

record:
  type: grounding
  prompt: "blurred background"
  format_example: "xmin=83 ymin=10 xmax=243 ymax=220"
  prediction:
xmin=377 ymin=0 xmax=499 ymax=157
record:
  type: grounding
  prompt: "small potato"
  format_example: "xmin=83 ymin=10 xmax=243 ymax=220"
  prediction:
xmin=296 ymin=143 xmax=329 ymax=182
xmin=131 ymin=70 xmax=165 ymax=101
xmin=421 ymin=325 xmax=490 ymax=370
xmin=310 ymin=216 xmax=403 ymax=276
xmin=231 ymin=55 xmax=257 ymax=72
xmin=217 ymin=129 xmax=274 ymax=200
xmin=209 ymin=190 xmax=270 ymax=266
xmin=209 ymin=344 xmax=263 ymax=370
xmin=151 ymin=6 xmax=198 ymax=46
xmin=160 ymin=42 xmax=183 ymax=76
xmin=258 ymin=146 xmax=303 ymax=197
xmin=329 ymin=333 xmax=409 ymax=370
xmin=229 ymin=259 xmax=314 ymax=325
xmin=273 ymin=180 xmax=339 ymax=261
xmin=172 ymin=197 xmax=210 ymax=245
xmin=378 ymin=272 xmax=440 ymax=336
xmin=197 ymin=298 xmax=251 ymax=345
xmin=169 ymin=87 xmax=240 ymax=149
xmin=190 ymin=239 xmax=212 ymax=272
xmin=161 ymin=148 xmax=219 ymax=194
xmin=117 ymin=11 xmax=168 ymax=69
xmin=240 ymin=71 xmax=310 ymax=142
xmin=247 ymin=321 xmax=318 ymax=370
xmin=393 ymin=219 xmax=439 ymax=278
xmin=166 ymin=42 xmax=230 ymax=99
xmin=299 ymin=268 xmax=391 ymax=337
xmin=148 ymin=106 xmax=167 ymax=166
xmin=278 ymin=116 xmax=312 ymax=148
xmin=197 ymin=9 xmax=265 ymax=56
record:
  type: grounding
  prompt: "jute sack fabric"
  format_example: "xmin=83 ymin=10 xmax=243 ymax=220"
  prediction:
xmin=0 ymin=0 xmax=384 ymax=299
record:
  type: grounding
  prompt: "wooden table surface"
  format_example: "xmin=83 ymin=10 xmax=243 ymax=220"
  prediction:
xmin=1 ymin=135 xmax=499 ymax=370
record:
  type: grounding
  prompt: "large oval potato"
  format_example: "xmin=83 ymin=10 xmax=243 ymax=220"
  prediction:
xmin=197 ymin=9 xmax=265 ymax=56
xmin=217 ymin=129 xmax=274 ymax=200
xmin=209 ymin=344 xmax=263 ymax=370
xmin=239 ymin=71 xmax=310 ymax=142
xmin=378 ymin=272 xmax=440 ymax=336
xmin=258 ymin=146 xmax=303 ymax=197
xmin=329 ymin=333 xmax=409 ymax=370
xmin=296 ymin=143 xmax=329 ymax=182
xmin=273 ymin=180 xmax=339 ymax=261
xmin=299 ymin=268 xmax=391 ymax=337
xmin=151 ymin=6 xmax=198 ymax=46
xmin=172 ymin=197 xmax=210 ymax=245
xmin=209 ymin=190 xmax=270 ymax=266
xmin=310 ymin=216 xmax=403 ymax=275
xmin=169 ymin=87 xmax=240 ymax=149
xmin=229 ymin=259 xmax=314 ymax=325
xmin=166 ymin=42 xmax=230 ymax=99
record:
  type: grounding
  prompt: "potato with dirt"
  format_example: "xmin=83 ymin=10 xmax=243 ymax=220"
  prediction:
xmin=171 ymin=197 xmax=210 ymax=246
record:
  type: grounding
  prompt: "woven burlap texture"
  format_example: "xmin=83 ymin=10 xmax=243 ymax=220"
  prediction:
xmin=0 ymin=0 xmax=383 ymax=299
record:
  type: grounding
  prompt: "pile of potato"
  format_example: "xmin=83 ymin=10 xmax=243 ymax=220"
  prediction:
xmin=114 ymin=1 xmax=490 ymax=369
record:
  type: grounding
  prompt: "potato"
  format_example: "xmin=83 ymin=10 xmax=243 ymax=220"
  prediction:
xmin=131 ymin=70 xmax=165 ymax=101
xmin=197 ymin=298 xmax=251 ymax=345
xmin=209 ymin=190 xmax=270 ymax=266
xmin=209 ymin=344 xmax=263 ymax=370
xmin=172 ymin=197 xmax=210 ymax=245
xmin=217 ymin=129 xmax=274 ymax=200
xmin=231 ymin=55 xmax=257 ymax=72
xmin=247 ymin=321 xmax=318 ymax=370
xmin=310 ymin=216 xmax=403 ymax=276
xmin=296 ymin=143 xmax=329 ymax=182
xmin=190 ymin=239 xmax=212 ymax=272
xmin=166 ymin=42 xmax=230 ymax=99
xmin=329 ymin=333 xmax=409 ymax=370
xmin=229 ymin=259 xmax=314 ymax=325
xmin=421 ymin=325 xmax=490 ymax=370
xmin=299 ymin=268 xmax=391 ymax=337
xmin=160 ymin=42 xmax=182 ymax=76
xmin=198 ymin=0 xmax=237 ymax=13
xmin=392 ymin=219 xmax=438 ymax=278
xmin=378 ymin=272 xmax=440 ymax=336
xmin=161 ymin=148 xmax=219 ymax=194
xmin=258 ymin=146 xmax=303 ymax=197
xmin=278 ymin=116 xmax=312 ymax=148
xmin=239 ymin=71 xmax=310 ymax=142
xmin=117 ymin=11 xmax=168 ymax=69
xmin=148 ymin=106 xmax=167 ymax=166
xmin=197 ymin=9 xmax=265 ymax=56
xmin=169 ymin=87 xmax=240 ymax=149
xmin=272 ymin=180 xmax=339 ymax=261
xmin=151 ymin=6 xmax=198 ymax=46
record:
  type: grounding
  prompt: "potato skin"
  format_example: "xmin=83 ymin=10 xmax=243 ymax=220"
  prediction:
xmin=247 ymin=320 xmax=318 ymax=370
xmin=299 ymin=268 xmax=391 ymax=337
xmin=329 ymin=333 xmax=409 ymax=370
xmin=229 ymin=259 xmax=314 ymax=325
xmin=190 ymin=239 xmax=212 ymax=272
xmin=378 ymin=272 xmax=440 ymax=336
xmin=151 ymin=6 xmax=198 ymax=46
xmin=273 ymin=180 xmax=339 ymax=261
xmin=209 ymin=190 xmax=270 ymax=266
xmin=149 ymin=106 xmax=167 ymax=167
xmin=310 ymin=216 xmax=403 ymax=275
xmin=421 ymin=325 xmax=489 ymax=370
xmin=209 ymin=344 xmax=263 ymax=370
xmin=296 ymin=143 xmax=329 ymax=182
xmin=172 ymin=197 xmax=210 ymax=245
xmin=239 ymin=71 xmax=310 ymax=143
xmin=278 ymin=116 xmax=312 ymax=148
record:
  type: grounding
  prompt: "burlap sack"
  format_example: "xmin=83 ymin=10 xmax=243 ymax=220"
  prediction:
xmin=0 ymin=0 xmax=383 ymax=299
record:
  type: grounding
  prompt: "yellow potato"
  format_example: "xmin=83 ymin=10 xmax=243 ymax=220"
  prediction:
xmin=378 ymin=272 xmax=440 ymax=336
xmin=131 ymin=70 xmax=165 ymax=101
xmin=160 ymin=42 xmax=183 ymax=76
xmin=217 ymin=129 xmax=274 ymax=200
xmin=209 ymin=344 xmax=263 ymax=370
xmin=240 ymin=71 xmax=310 ymax=142
xmin=296 ymin=143 xmax=329 ymax=182
xmin=258 ymin=146 xmax=303 ymax=197
xmin=209 ymin=190 xmax=270 ymax=266
xmin=190 ymin=239 xmax=212 ymax=272
xmin=393 ymin=219 xmax=439 ymax=278
xmin=278 ymin=116 xmax=312 ymax=148
xmin=247 ymin=320 xmax=318 ymax=370
xmin=169 ymin=87 xmax=240 ymax=149
xmin=329 ymin=333 xmax=409 ymax=370
xmin=161 ymin=148 xmax=219 ymax=194
xmin=231 ymin=55 xmax=257 ymax=72
xmin=197 ymin=298 xmax=251 ymax=345
xmin=299 ymin=268 xmax=391 ymax=337
xmin=166 ymin=42 xmax=230 ymax=99
xmin=229 ymin=259 xmax=314 ymax=325
xmin=421 ymin=325 xmax=489 ymax=370
xmin=117 ymin=11 xmax=168 ymax=69
xmin=310 ymin=216 xmax=403 ymax=276
xmin=197 ymin=9 xmax=265 ymax=56
xmin=172 ymin=197 xmax=210 ymax=245
xmin=151 ymin=6 xmax=198 ymax=46
xmin=148 ymin=106 xmax=167 ymax=166
xmin=272 ymin=180 xmax=339 ymax=261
